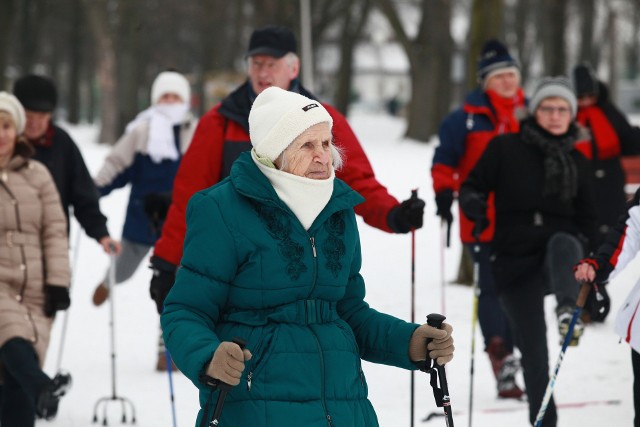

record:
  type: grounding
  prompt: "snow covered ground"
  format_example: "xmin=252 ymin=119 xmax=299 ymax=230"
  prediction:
xmin=38 ymin=113 xmax=636 ymax=426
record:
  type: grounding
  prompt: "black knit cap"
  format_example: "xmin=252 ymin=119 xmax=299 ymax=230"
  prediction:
xmin=13 ymin=74 xmax=57 ymax=112
xmin=476 ymin=39 xmax=519 ymax=82
xmin=246 ymin=26 xmax=297 ymax=58
xmin=572 ymin=64 xmax=599 ymax=98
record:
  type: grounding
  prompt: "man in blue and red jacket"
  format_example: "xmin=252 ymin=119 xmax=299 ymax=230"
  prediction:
xmin=431 ymin=39 xmax=526 ymax=399
xmin=149 ymin=26 xmax=425 ymax=314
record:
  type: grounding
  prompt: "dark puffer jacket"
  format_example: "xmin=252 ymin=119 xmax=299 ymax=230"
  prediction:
xmin=161 ymin=152 xmax=419 ymax=427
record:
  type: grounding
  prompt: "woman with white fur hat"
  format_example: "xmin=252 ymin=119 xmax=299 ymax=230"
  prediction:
xmin=160 ymin=86 xmax=455 ymax=427
xmin=459 ymin=77 xmax=598 ymax=427
xmin=0 ymin=92 xmax=72 ymax=425
xmin=90 ymin=70 xmax=198 ymax=370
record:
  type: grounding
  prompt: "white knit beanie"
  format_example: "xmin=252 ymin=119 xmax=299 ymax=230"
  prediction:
xmin=249 ymin=87 xmax=333 ymax=162
xmin=0 ymin=91 xmax=26 ymax=134
xmin=150 ymin=71 xmax=191 ymax=105
xmin=529 ymin=76 xmax=577 ymax=118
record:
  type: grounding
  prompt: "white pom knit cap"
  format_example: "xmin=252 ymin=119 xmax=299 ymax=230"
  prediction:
xmin=151 ymin=71 xmax=191 ymax=105
xmin=0 ymin=91 xmax=26 ymax=134
xmin=249 ymin=86 xmax=333 ymax=162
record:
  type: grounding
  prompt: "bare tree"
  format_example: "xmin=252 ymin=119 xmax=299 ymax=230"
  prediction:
xmin=576 ymin=0 xmax=597 ymax=66
xmin=0 ymin=0 xmax=19 ymax=89
xmin=466 ymin=0 xmax=503 ymax=91
xmin=509 ymin=0 xmax=537 ymax=84
xmin=540 ymin=0 xmax=569 ymax=75
xmin=377 ymin=0 xmax=454 ymax=142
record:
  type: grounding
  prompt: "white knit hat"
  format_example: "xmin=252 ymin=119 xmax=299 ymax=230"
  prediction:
xmin=249 ymin=87 xmax=333 ymax=162
xmin=529 ymin=76 xmax=577 ymax=118
xmin=150 ymin=71 xmax=191 ymax=105
xmin=0 ymin=91 xmax=26 ymax=134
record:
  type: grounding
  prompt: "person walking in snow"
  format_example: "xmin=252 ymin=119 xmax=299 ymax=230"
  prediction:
xmin=431 ymin=39 xmax=526 ymax=398
xmin=574 ymin=188 xmax=640 ymax=427
xmin=90 ymin=70 xmax=197 ymax=370
xmin=0 ymin=92 xmax=72 ymax=426
xmin=148 ymin=25 xmax=426 ymax=318
xmin=161 ymin=86 xmax=455 ymax=427
xmin=459 ymin=77 xmax=597 ymax=427
xmin=12 ymin=74 xmax=120 ymax=255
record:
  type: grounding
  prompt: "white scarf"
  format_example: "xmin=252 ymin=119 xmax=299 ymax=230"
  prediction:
xmin=126 ymin=103 xmax=189 ymax=164
xmin=251 ymin=150 xmax=334 ymax=230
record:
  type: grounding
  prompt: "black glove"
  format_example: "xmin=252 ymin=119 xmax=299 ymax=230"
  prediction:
xmin=44 ymin=285 xmax=70 ymax=318
xmin=387 ymin=197 xmax=426 ymax=233
xmin=459 ymin=190 xmax=489 ymax=239
xmin=582 ymin=283 xmax=610 ymax=323
xmin=144 ymin=192 xmax=173 ymax=233
xmin=149 ymin=256 xmax=177 ymax=314
xmin=435 ymin=189 xmax=454 ymax=225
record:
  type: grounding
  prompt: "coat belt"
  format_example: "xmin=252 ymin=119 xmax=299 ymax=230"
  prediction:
xmin=221 ymin=299 xmax=339 ymax=326
xmin=2 ymin=231 xmax=40 ymax=247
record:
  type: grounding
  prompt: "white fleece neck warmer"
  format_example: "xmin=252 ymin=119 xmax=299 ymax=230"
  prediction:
xmin=126 ymin=103 xmax=189 ymax=163
xmin=251 ymin=149 xmax=334 ymax=230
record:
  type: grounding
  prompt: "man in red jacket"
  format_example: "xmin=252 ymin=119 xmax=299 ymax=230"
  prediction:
xmin=149 ymin=26 xmax=425 ymax=326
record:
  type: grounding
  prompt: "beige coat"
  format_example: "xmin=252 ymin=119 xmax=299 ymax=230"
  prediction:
xmin=0 ymin=155 xmax=69 ymax=368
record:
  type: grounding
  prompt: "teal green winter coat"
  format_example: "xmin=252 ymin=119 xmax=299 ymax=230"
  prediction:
xmin=161 ymin=152 xmax=420 ymax=427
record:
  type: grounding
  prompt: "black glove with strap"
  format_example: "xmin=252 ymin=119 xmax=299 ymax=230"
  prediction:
xmin=435 ymin=189 xmax=454 ymax=225
xmin=459 ymin=190 xmax=489 ymax=239
xmin=387 ymin=196 xmax=426 ymax=234
xmin=149 ymin=256 xmax=177 ymax=314
xmin=44 ymin=285 xmax=70 ymax=318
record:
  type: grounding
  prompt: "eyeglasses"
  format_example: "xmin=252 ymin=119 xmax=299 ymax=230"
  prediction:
xmin=538 ymin=106 xmax=571 ymax=116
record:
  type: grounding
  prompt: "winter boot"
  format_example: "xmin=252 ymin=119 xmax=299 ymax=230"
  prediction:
xmin=36 ymin=372 xmax=72 ymax=420
xmin=92 ymin=282 xmax=109 ymax=306
xmin=487 ymin=337 xmax=525 ymax=399
xmin=557 ymin=305 xmax=584 ymax=346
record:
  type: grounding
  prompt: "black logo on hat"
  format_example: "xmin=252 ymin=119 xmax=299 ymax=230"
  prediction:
xmin=302 ymin=103 xmax=319 ymax=112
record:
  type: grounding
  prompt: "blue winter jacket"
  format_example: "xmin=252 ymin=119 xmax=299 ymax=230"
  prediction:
xmin=161 ymin=152 xmax=420 ymax=427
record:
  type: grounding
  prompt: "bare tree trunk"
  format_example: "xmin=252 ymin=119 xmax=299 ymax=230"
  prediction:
xmin=0 ymin=0 xmax=18 ymax=89
xmin=607 ymin=8 xmax=618 ymax=103
xmin=83 ymin=0 xmax=118 ymax=143
xmin=467 ymin=0 xmax=503 ymax=91
xmin=512 ymin=0 xmax=537 ymax=83
xmin=627 ymin=0 xmax=640 ymax=79
xmin=541 ymin=0 xmax=569 ymax=75
xmin=116 ymin=0 xmax=141 ymax=137
xmin=18 ymin=0 xmax=47 ymax=74
xmin=333 ymin=0 xmax=371 ymax=115
xmin=67 ymin=0 xmax=82 ymax=124
xmin=577 ymin=0 xmax=596 ymax=65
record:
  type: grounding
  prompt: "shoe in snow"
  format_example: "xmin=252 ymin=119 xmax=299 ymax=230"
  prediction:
xmin=497 ymin=354 xmax=525 ymax=399
xmin=92 ymin=282 xmax=109 ymax=306
xmin=557 ymin=306 xmax=584 ymax=346
xmin=36 ymin=372 xmax=72 ymax=420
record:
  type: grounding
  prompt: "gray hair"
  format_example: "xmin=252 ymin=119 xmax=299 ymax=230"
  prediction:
xmin=277 ymin=141 xmax=344 ymax=172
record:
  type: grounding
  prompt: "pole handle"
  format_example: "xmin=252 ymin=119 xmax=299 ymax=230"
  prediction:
xmin=576 ymin=282 xmax=591 ymax=309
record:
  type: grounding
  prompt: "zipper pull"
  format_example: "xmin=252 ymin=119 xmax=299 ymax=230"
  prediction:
xmin=310 ymin=236 xmax=317 ymax=257
xmin=326 ymin=414 xmax=333 ymax=427
xmin=247 ymin=371 xmax=252 ymax=391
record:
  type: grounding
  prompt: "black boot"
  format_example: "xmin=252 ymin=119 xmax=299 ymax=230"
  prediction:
xmin=36 ymin=372 xmax=72 ymax=420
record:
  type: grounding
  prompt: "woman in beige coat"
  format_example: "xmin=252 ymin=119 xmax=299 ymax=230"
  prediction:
xmin=0 ymin=92 xmax=71 ymax=426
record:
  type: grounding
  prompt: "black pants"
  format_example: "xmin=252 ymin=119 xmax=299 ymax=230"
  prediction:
xmin=498 ymin=232 xmax=583 ymax=427
xmin=633 ymin=348 xmax=640 ymax=427
xmin=0 ymin=338 xmax=52 ymax=427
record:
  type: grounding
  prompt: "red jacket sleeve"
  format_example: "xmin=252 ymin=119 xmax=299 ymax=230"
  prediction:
xmin=153 ymin=107 xmax=226 ymax=265
xmin=326 ymin=104 xmax=399 ymax=232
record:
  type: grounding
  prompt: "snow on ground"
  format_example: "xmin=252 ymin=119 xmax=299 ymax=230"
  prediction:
xmin=38 ymin=113 xmax=636 ymax=426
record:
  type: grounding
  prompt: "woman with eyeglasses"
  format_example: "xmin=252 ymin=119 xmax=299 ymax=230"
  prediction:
xmin=458 ymin=77 xmax=597 ymax=427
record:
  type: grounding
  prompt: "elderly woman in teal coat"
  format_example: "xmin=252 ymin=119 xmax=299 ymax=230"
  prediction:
xmin=161 ymin=86 xmax=455 ymax=427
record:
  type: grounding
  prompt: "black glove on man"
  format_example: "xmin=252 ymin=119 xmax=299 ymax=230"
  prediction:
xmin=44 ymin=285 xmax=71 ymax=318
xmin=459 ymin=190 xmax=489 ymax=239
xmin=435 ymin=189 xmax=454 ymax=225
xmin=387 ymin=196 xmax=426 ymax=234
xmin=144 ymin=192 xmax=173 ymax=234
xmin=149 ymin=256 xmax=177 ymax=314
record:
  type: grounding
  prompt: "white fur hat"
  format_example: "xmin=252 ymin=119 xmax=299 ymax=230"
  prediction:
xmin=0 ymin=91 xmax=26 ymax=134
xmin=150 ymin=71 xmax=191 ymax=105
xmin=249 ymin=87 xmax=333 ymax=162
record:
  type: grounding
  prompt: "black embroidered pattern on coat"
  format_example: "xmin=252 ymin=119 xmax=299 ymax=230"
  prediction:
xmin=322 ymin=212 xmax=346 ymax=277
xmin=250 ymin=201 xmax=307 ymax=280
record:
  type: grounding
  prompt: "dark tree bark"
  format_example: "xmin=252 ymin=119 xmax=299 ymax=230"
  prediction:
xmin=540 ymin=0 xmax=569 ymax=75
xmin=577 ymin=0 xmax=597 ymax=66
xmin=467 ymin=0 xmax=503 ymax=91
xmin=0 ymin=0 xmax=18 ymax=90
xmin=67 ymin=0 xmax=82 ymax=124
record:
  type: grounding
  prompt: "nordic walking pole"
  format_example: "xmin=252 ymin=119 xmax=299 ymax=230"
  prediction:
xmin=468 ymin=226 xmax=483 ymax=427
xmin=165 ymin=350 xmax=178 ymax=427
xmin=424 ymin=313 xmax=454 ymax=426
xmin=410 ymin=189 xmax=418 ymax=427
xmin=210 ymin=337 xmax=247 ymax=426
xmin=55 ymin=227 xmax=82 ymax=373
xmin=534 ymin=282 xmax=591 ymax=427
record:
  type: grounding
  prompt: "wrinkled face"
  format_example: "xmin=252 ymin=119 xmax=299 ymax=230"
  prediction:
xmin=275 ymin=122 xmax=332 ymax=179
xmin=23 ymin=110 xmax=51 ymax=139
xmin=535 ymin=97 xmax=573 ymax=135
xmin=0 ymin=113 xmax=17 ymax=164
xmin=157 ymin=93 xmax=184 ymax=104
xmin=485 ymin=70 xmax=520 ymax=98
xmin=248 ymin=54 xmax=300 ymax=95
